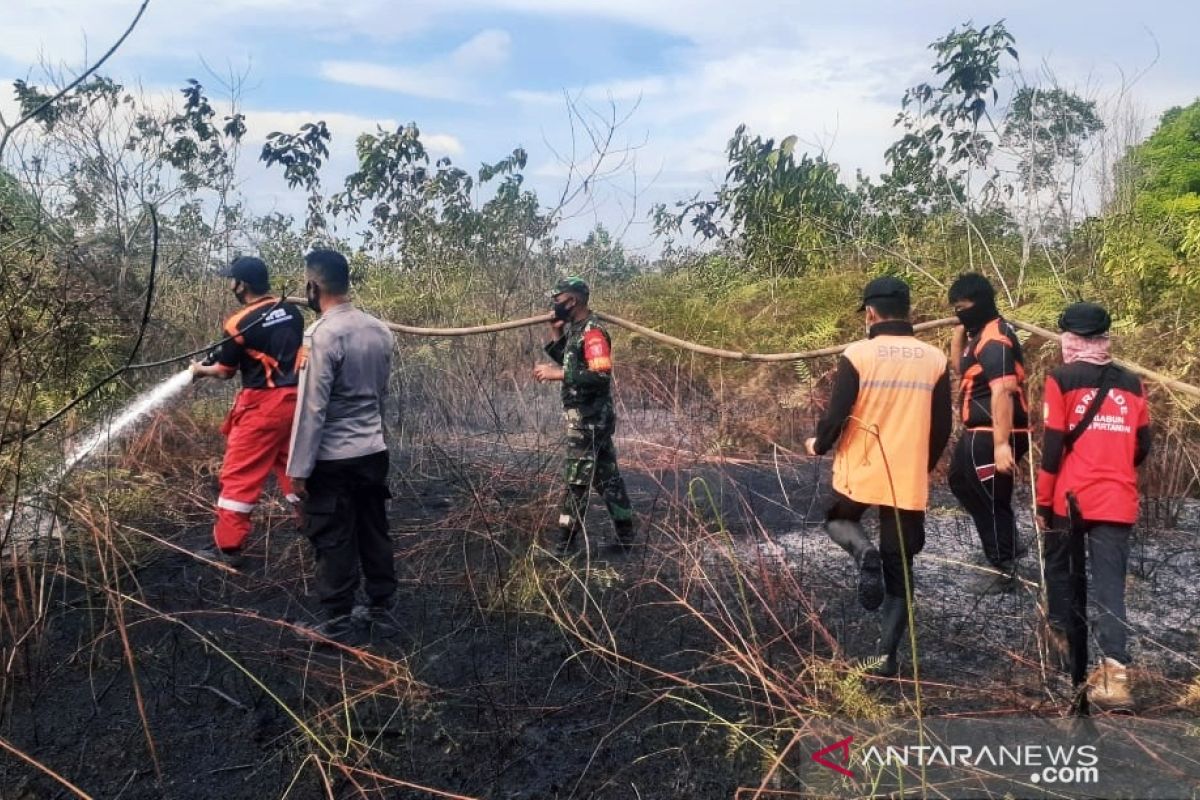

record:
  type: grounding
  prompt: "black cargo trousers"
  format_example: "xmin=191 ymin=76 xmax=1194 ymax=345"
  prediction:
xmin=948 ymin=429 xmax=1030 ymax=567
xmin=302 ymin=450 xmax=395 ymax=618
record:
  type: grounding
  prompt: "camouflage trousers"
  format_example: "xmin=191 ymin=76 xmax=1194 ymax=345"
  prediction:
xmin=558 ymin=421 xmax=634 ymax=543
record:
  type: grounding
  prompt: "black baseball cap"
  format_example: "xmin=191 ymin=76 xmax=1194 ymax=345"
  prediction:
xmin=858 ymin=276 xmax=910 ymax=311
xmin=548 ymin=276 xmax=590 ymax=302
xmin=1058 ymin=302 xmax=1111 ymax=338
xmin=219 ymin=256 xmax=270 ymax=293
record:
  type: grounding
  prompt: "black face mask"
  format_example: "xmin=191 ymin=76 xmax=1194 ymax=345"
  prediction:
xmin=552 ymin=300 xmax=574 ymax=322
xmin=233 ymin=282 xmax=248 ymax=304
xmin=305 ymin=281 xmax=322 ymax=313
xmin=955 ymin=298 xmax=999 ymax=333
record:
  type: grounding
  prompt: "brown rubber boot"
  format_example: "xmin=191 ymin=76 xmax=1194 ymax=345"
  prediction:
xmin=1087 ymin=657 xmax=1134 ymax=713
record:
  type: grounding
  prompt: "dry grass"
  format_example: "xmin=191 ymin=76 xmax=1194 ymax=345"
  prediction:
xmin=0 ymin=311 xmax=1196 ymax=798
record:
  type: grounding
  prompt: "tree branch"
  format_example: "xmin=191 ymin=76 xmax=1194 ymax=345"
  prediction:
xmin=0 ymin=0 xmax=151 ymax=160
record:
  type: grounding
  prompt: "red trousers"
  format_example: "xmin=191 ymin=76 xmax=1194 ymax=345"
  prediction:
xmin=213 ymin=387 xmax=297 ymax=550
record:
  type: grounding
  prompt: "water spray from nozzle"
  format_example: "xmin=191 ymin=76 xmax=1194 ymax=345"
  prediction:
xmin=4 ymin=368 xmax=196 ymax=546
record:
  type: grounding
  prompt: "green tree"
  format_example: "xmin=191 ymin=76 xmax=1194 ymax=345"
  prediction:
xmin=260 ymin=121 xmax=332 ymax=235
xmin=879 ymin=20 xmax=1018 ymax=221
xmin=556 ymin=224 xmax=640 ymax=284
xmin=652 ymin=125 xmax=857 ymax=277
xmin=1003 ymin=87 xmax=1103 ymax=195
xmin=1101 ymin=99 xmax=1200 ymax=313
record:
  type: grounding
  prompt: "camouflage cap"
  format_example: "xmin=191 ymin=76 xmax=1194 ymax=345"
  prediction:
xmin=548 ymin=276 xmax=590 ymax=302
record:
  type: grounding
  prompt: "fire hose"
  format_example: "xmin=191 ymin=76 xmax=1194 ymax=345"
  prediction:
xmin=12 ymin=296 xmax=1199 ymax=449
xmin=282 ymin=297 xmax=1200 ymax=400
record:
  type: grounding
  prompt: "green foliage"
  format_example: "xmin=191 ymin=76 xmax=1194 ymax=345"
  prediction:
xmin=652 ymin=125 xmax=857 ymax=276
xmin=556 ymin=224 xmax=641 ymax=285
xmin=614 ymin=260 xmax=860 ymax=384
xmin=1132 ymin=101 xmax=1200 ymax=208
xmin=261 ymin=119 xmax=546 ymax=271
xmin=1101 ymin=100 xmax=1200 ymax=323
xmin=32 ymin=77 xmax=245 ymax=222
xmin=1003 ymin=87 xmax=1104 ymax=193
xmin=261 ymin=121 xmax=331 ymax=232
xmin=878 ymin=20 xmax=1018 ymax=219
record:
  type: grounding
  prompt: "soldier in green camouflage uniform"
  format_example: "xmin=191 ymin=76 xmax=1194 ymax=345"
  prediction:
xmin=533 ymin=277 xmax=635 ymax=554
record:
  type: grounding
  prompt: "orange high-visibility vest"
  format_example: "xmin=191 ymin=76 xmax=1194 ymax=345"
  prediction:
xmin=832 ymin=336 xmax=948 ymax=510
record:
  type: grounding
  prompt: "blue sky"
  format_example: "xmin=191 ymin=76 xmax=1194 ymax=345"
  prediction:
xmin=3 ymin=0 xmax=1198 ymax=251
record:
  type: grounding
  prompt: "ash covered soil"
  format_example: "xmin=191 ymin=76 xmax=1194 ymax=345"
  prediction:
xmin=2 ymin=401 xmax=1197 ymax=799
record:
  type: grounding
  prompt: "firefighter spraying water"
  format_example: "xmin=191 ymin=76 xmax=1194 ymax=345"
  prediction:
xmin=4 ymin=256 xmax=302 ymax=551
xmin=189 ymin=256 xmax=304 ymax=568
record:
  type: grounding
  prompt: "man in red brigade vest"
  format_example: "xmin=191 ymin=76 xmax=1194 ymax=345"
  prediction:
xmin=190 ymin=256 xmax=304 ymax=567
xmin=806 ymin=277 xmax=952 ymax=678
xmin=1037 ymin=302 xmax=1151 ymax=713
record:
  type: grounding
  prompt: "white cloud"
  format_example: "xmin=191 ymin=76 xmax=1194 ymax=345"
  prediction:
xmin=319 ymin=61 xmax=463 ymax=101
xmin=459 ymin=0 xmax=784 ymax=44
xmin=513 ymin=41 xmax=914 ymax=188
xmin=0 ymin=0 xmax=792 ymax=68
xmin=451 ymin=29 xmax=511 ymax=69
xmin=510 ymin=76 xmax=668 ymax=107
xmin=423 ymin=133 xmax=465 ymax=156
xmin=0 ymin=0 xmax=442 ymax=64
xmin=4 ymin=0 xmax=1197 ymax=253
xmin=495 ymin=35 xmax=926 ymax=252
xmin=320 ymin=28 xmax=510 ymax=102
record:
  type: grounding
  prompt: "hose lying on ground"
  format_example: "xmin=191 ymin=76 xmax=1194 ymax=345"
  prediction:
xmin=283 ymin=297 xmax=1200 ymax=400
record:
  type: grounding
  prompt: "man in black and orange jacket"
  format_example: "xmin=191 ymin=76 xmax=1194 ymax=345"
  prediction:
xmin=1036 ymin=302 xmax=1151 ymax=712
xmin=947 ymin=273 xmax=1031 ymax=593
xmin=190 ymin=256 xmax=304 ymax=566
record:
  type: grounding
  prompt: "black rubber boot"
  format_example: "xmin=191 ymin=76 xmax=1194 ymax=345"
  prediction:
xmin=297 ymin=614 xmax=361 ymax=645
xmin=971 ymin=559 xmax=1018 ymax=595
xmin=868 ymin=593 xmax=910 ymax=678
xmin=352 ymin=603 xmax=399 ymax=639
xmin=826 ymin=520 xmax=884 ymax=611
xmin=607 ymin=521 xmax=637 ymax=555
xmin=194 ymin=544 xmax=246 ymax=570
xmin=552 ymin=524 xmax=578 ymax=557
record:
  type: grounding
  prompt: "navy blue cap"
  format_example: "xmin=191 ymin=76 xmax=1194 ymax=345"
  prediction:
xmin=1058 ymin=302 xmax=1111 ymax=338
xmin=219 ymin=256 xmax=270 ymax=292
xmin=858 ymin=276 xmax=910 ymax=311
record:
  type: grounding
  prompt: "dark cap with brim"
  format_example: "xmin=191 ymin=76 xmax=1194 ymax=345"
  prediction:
xmin=219 ymin=256 xmax=270 ymax=292
xmin=548 ymin=276 xmax=590 ymax=302
xmin=858 ymin=276 xmax=911 ymax=311
xmin=1058 ymin=302 xmax=1111 ymax=338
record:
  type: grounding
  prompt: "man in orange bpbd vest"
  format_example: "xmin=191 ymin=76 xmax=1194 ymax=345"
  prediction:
xmin=190 ymin=256 xmax=304 ymax=568
xmin=805 ymin=277 xmax=952 ymax=678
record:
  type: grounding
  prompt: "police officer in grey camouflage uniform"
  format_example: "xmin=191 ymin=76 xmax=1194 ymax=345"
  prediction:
xmin=533 ymin=277 xmax=635 ymax=555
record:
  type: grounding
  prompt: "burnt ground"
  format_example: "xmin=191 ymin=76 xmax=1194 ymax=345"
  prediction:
xmin=1 ymin=395 xmax=1198 ymax=799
